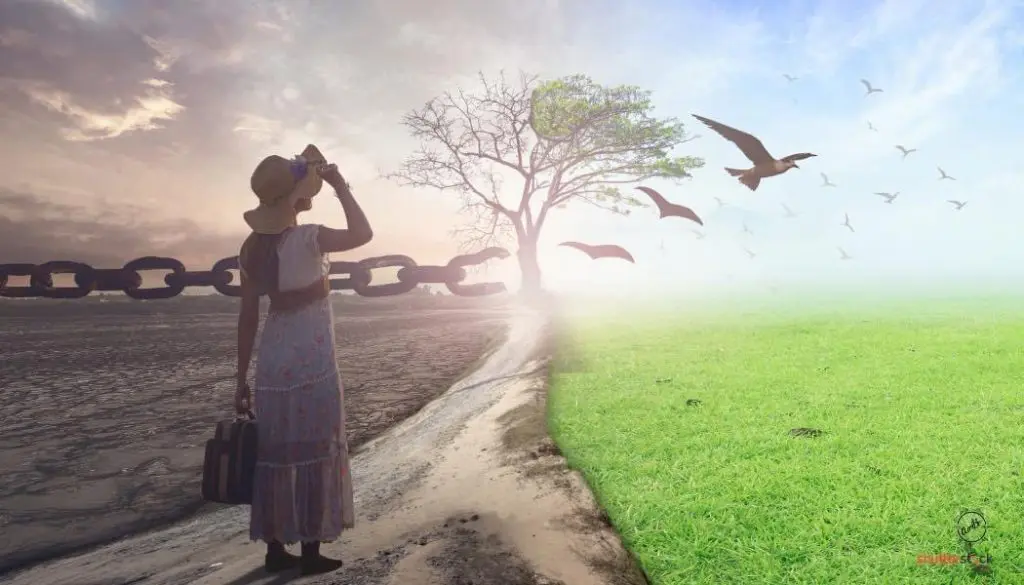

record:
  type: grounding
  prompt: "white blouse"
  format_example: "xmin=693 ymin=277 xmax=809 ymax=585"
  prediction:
xmin=276 ymin=224 xmax=329 ymax=292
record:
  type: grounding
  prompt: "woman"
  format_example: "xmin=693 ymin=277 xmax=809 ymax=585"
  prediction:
xmin=234 ymin=144 xmax=373 ymax=576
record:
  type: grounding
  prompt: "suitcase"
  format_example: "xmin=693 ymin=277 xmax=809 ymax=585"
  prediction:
xmin=201 ymin=411 xmax=258 ymax=505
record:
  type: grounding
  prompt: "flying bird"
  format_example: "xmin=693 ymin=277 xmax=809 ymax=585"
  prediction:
xmin=692 ymin=230 xmax=705 ymax=240
xmin=947 ymin=200 xmax=968 ymax=211
xmin=895 ymin=145 xmax=917 ymax=159
xmin=714 ymin=196 xmax=727 ymax=208
xmin=860 ymin=79 xmax=883 ymax=96
xmin=838 ymin=247 xmax=852 ymax=260
xmin=659 ymin=239 xmax=666 ymax=252
xmin=782 ymin=203 xmax=797 ymax=218
xmin=691 ymin=114 xmax=816 ymax=191
xmin=743 ymin=247 xmax=756 ymax=259
xmin=635 ymin=186 xmax=704 ymax=226
xmin=937 ymin=167 xmax=956 ymax=181
xmin=875 ymin=192 xmax=899 ymax=204
xmin=841 ymin=213 xmax=855 ymax=233
xmin=742 ymin=222 xmax=753 ymax=236
xmin=559 ymin=242 xmax=635 ymax=263
xmin=821 ymin=173 xmax=837 ymax=188
xmin=783 ymin=74 xmax=798 ymax=82
xmin=867 ymin=121 xmax=878 ymax=132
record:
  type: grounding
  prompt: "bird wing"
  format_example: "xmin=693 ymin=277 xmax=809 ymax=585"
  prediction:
xmin=691 ymin=114 xmax=774 ymax=164
xmin=559 ymin=241 xmax=635 ymax=263
xmin=558 ymin=241 xmax=595 ymax=258
xmin=636 ymin=187 xmax=703 ymax=225
xmin=947 ymin=200 xmax=963 ymax=205
xmin=860 ymin=79 xmax=872 ymax=91
xmin=820 ymin=173 xmax=829 ymax=182
xmin=781 ymin=153 xmax=816 ymax=162
xmin=635 ymin=186 xmax=669 ymax=213
xmin=874 ymin=192 xmax=888 ymax=197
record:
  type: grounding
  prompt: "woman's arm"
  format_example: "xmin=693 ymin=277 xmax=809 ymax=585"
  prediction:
xmin=236 ymin=272 xmax=261 ymax=386
xmin=316 ymin=165 xmax=373 ymax=253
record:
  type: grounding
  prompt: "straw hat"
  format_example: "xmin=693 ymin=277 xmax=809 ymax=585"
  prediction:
xmin=243 ymin=144 xmax=327 ymax=234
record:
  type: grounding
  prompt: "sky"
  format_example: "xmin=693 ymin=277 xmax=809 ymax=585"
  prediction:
xmin=1 ymin=0 xmax=1023 ymax=301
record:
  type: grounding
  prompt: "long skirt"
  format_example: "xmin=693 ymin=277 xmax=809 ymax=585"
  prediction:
xmin=249 ymin=297 xmax=355 ymax=544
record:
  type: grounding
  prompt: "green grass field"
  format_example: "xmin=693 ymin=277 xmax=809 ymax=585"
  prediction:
xmin=548 ymin=299 xmax=1024 ymax=584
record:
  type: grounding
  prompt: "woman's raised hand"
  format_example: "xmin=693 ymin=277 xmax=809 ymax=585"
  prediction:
xmin=316 ymin=163 xmax=344 ymax=187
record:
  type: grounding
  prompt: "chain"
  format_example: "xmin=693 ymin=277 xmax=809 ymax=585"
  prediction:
xmin=0 ymin=247 xmax=511 ymax=300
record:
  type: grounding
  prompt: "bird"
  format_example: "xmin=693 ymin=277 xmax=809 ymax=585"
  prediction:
xmin=782 ymin=203 xmax=797 ymax=218
xmin=875 ymin=192 xmax=899 ymax=204
xmin=692 ymin=229 xmax=705 ymax=240
xmin=691 ymin=114 xmax=816 ymax=191
xmin=742 ymin=222 xmax=753 ymax=236
xmin=860 ymin=79 xmax=883 ymax=96
xmin=821 ymin=173 xmax=837 ymax=188
xmin=867 ymin=121 xmax=878 ymax=132
xmin=714 ymin=196 xmax=727 ymax=208
xmin=947 ymin=200 xmax=968 ymax=211
xmin=635 ymin=187 xmax=704 ymax=226
xmin=559 ymin=242 xmax=635 ymax=263
xmin=658 ymin=239 xmax=666 ymax=252
xmin=895 ymin=145 xmax=917 ymax=159
xmin=841 ymin=213 xmax=855 ymax=233
xmin=783 ymin=73 xmax=798 ymax=83
xmin=838 ymin=247 xmax=852 ymax=260
xmin=743 ymin=247 xmax=756 ymax=259
xmin=937 ymin=167 xmax=956 ymax=181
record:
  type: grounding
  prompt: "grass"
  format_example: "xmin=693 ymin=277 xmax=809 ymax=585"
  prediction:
xmin=548 ymin=299 xmax=1024 ymax=584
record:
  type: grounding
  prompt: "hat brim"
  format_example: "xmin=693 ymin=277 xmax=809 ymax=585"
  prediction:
xmin=243 ymin=145 xmax=326 ymax=234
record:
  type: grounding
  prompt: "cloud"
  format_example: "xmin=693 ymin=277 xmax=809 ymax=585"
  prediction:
xmin=41 ymin=0 xmax=99 ymax=21
xmin=0 ymin=187 xmax=240 ymax=267
xmin=19 ymin=80 xmax=184 ymax=141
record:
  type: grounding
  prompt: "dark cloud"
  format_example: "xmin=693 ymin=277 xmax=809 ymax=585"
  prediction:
xmin=0 ymin=1 xmax=157 ymax=108
xmin=0 ymin=187 xmax=241 ymax=267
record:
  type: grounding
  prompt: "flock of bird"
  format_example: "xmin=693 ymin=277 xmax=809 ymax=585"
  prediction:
xmin=558 ymin=77 xmax=969 ymax=265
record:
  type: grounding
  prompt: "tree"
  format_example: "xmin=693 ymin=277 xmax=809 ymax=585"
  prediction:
xmin=386 ymin=72 xmax=704 ymax=294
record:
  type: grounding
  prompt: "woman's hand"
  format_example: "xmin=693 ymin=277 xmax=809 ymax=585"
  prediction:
xmin=234 ymin=380 xmax=251 ymax=414
xmin=316 ymin=163 xmax=343 ymax=185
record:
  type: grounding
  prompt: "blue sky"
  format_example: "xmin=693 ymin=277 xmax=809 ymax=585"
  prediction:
xmin=529 ymin=0 xmax=1024 ymax=299
xmin=1 ymin=0 xmax=1022 ymax=300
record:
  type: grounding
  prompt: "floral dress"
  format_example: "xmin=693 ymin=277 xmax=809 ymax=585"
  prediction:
xmin=249 ymin=223 xmax=354 ymax=544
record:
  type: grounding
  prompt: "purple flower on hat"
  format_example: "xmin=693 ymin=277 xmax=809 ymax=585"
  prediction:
xmin=289 ymin=155 xmax=309 ymax=181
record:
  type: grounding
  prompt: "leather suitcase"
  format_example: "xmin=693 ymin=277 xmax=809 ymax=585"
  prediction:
xmin=201 ymin=412 xmax=258 ymax=505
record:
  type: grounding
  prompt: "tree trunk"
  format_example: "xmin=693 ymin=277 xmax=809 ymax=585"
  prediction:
xmin=517 ymin=235 xmax=543 ymax=296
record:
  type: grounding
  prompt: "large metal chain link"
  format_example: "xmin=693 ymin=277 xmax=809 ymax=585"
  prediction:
xmin=0 ymin=247 xmax=511 ymax=300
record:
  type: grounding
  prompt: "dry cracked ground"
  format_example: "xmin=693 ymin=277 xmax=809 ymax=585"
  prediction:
xmin=0 ymin=294 xmax=510 ymax=576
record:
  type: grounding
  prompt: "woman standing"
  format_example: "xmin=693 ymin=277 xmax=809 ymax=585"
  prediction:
xmin=234 ymin=145 xmax=373 ymax=576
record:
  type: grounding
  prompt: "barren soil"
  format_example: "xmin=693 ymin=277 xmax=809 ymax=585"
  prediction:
xmin=0 ymin=295 xmax=509 ymax=576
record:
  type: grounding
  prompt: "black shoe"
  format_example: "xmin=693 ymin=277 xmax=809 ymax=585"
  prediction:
xmin=300 ymin=554 xmax=344 ymax=576
xmin=265 ymin=550 xmax=300 ymax=573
